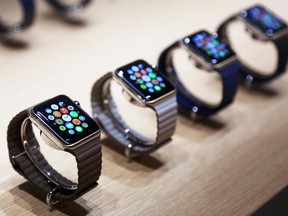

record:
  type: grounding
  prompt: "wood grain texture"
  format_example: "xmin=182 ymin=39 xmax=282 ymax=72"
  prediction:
xmin=0 ymin=0 xmax=288 ymax=215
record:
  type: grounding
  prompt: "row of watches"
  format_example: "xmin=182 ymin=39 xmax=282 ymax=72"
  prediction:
xmin=0 ymin=0 xmax=91 ymax=35
xmin=7 ymin=4 xmax=288 ymax=207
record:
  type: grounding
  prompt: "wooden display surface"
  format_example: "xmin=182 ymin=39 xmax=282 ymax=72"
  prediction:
xmin=0 ymin=0 xmax=288 ymax=215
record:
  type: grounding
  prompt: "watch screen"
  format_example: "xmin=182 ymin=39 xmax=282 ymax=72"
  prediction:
xmin=183 ymin=30 xmax=235 ymax=65
xmin=241 ymin=5 xmax=287 ymax=36
xmin=115 ymin=60 xmax=175 ymax=101
xmin=32 ymin=95 xmax=100 ymax=145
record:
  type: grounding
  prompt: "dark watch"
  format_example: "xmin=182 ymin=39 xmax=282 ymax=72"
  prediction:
xmin=0 ymin=0 xmax=35 ymax=36
xmin=7 ymin=95 xmax=102 ymax=206
xmin=158 ymin=30 xmax=240 ymax=117
xmin=216 ymin=4 xmax=288 ymax=84
xmin=45 ymin=0 xmax=92 ymax=15
xmin=91 ymin=59 xmax=177 ymax=157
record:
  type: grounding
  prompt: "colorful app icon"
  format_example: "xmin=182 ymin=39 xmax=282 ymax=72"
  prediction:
xmin=154 ymin=86 xmax=162 ymax=91
xmin=59 ymin=102 xmax=65 ymax=107
xmin=60 ymin=107 xmax=69 ymax=114
xmin=51 ymin=104 xmax=59 ymax=110
xmin=127 ymin=69 xmax=134 ymax=74
xmin=45 ymin=108 xmax=53 ymax=114
xmin=70 ymin=111 xmax=78 ymax=118
xmin=72 ymin=119 xmax=81 ymax=125
xmin=55 ymin=119 xmax=64 ymax=125
xmin=146 ymin=82 xmax=153 ymax=88
xmin=82 ymin=122 xmax=88 ymax=128
xmin=68 ymin=105 xmax=74 ymax=111
xmin=68 ymin=130 xmax=75 ymax=135
xmin=65 ymin=122 xmax=74 ymax=129
xmin=75 ymin=126 xmax=83 ymax=133
xmin=146 ymin=67 xmax=153 ymax=73
xmin=53 ymin=111 xmax=62 ymax=118
xmin=48 ymin=115 xmax=55 ymax=121
xmin=79 ymin=116 xmax=85 ymax=121
xmin=132 ymin=66 xmax=139 ymax=72
xmin=59 ymin=126 xmax=66 ymax=131
xmin=62 ymin=114 xmax=72 ymax=122
xmin=130 ymin=75 xmax=136 ymax=80
xmin=142 ymin=75 xmax=151 ymax=82
xmin=140 ymin=69 xmax=147 ymax=75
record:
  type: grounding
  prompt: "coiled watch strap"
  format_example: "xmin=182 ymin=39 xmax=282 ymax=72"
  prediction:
xmin=158 ymin=41 xmax=239 ymax=117
xmin=45 ymin=0 xmax=92 ymax=14
xmin=7 ymin=110 xmax=102 ymax=205
xmin=0 ymin=0 xmax=35 ymax=35
xmin=91 ymin=72 xmax=177 ymax=156
xmin=217 ymin=15 xmax=288 ymax=83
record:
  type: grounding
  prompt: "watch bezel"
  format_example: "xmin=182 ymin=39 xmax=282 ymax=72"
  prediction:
xmin=238 ymin=4 xmax=288 ymax=41
xmin=29 ymin=95 xmax=101 ymax=150
xmin=180 ymin=30 xmax=237 ymax=70
xmin=113 ymin=60 xmax=176 ymax=106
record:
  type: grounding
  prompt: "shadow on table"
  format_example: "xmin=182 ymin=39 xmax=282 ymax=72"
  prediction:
xmin=177 ymin=107 xmax=226 ymax=131
xmin=0 ymin=37 xmax=29 ymax=50
xmin=101 ymin=137 xmax=165 ymax=170
xmin=239 ymin=84 xmax=279 ymax=98
xmin=0 ymin=181 xmax=101 ymax=216
xmin=42 ymin=12 xmax=88 ymax=27
xmin=251 ymin=185 xmax=288 ymax=216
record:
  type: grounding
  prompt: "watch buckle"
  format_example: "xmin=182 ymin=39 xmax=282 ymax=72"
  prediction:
xmin=10 ymin=151 xmax=27 ymax=173
xmin=46 ymin=185 xmax=62 ymax=206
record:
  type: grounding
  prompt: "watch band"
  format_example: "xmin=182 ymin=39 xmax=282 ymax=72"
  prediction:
xmin=158 ymin=41 xmax=240 ymax=117
xmin=91 ymin=72 xmax=177 ymax=156
xmin=45 ymin=0 xmax=92 ymax=14
xmin=216 ymin=15 xmax=288 ymax=83
xmin=0 ymin=0 xmax=35 ymax=35
xmin=7 ymin=110 xmax=102 ymax=205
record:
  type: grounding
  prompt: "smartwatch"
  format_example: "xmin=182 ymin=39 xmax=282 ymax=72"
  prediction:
xmin=7 ymin=95 xmax=102 ymax=206
xmin=91 ymin=59 xmax=177 ymax=157
xmin=158 ymin=30 xmax=240 ymax=117
xmin=0 ymin=0 xmax=35 ymax=35
xmin=216 ymin=4 xmax=288 ymax=84
xmin=45 ymin=0 xmax=92 ymax=15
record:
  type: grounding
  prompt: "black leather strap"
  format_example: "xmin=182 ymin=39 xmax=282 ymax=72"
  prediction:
xmin=91 ymin=72 xmax=177 ymax=156
xmin=158 ymin=41 xmax=240 ymax=117
xmin=45 ymin=0 xmax=92 ymax=14
xmin=217 ymin=15 xmax=288 ymax=83
xmin=7 ymin=110 xmax=102 ymax=203
xmin=0 ymin=0 xmax=35 ymax=35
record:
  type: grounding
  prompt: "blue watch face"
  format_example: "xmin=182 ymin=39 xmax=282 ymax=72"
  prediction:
xmin=183 ymin=30 xmax=235 ymax=65
xmin=115 ymin=60 xmax=175 ymax=101
xmin=241 ymin=5 xmax=287 ymax=36
xmin=32 ymin=95 xmax=100 ymax=145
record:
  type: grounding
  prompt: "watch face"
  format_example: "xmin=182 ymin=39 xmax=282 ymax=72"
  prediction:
xmin=115 ymin=60 xmax=175 ymax=101
xmin=241 ymin=5 xmax=287 ymax=36
xmin=183 ymin=30 xmax=235 ymax=65
xmin=32 ymin=95 xmax=100 ymax=145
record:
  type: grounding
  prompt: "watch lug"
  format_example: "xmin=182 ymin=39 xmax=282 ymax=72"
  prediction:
xmin=121 ymin=89 xmax=144 ymax=107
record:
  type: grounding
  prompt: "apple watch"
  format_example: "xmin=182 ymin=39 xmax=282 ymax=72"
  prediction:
xmin=7 ymin=95 xmax=102 ymax=206
xmin=0 ymin=0 xmax=35 ymax=36
xmin=216 ymin=4 xmax=288 ymax=84
xmin=158 ymin=30 xmax=240 ymax=117
xmin=45 ymin=0 xmax=92 ymax=15
xmin=91 ymin=59 xmax=177 ymax=157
